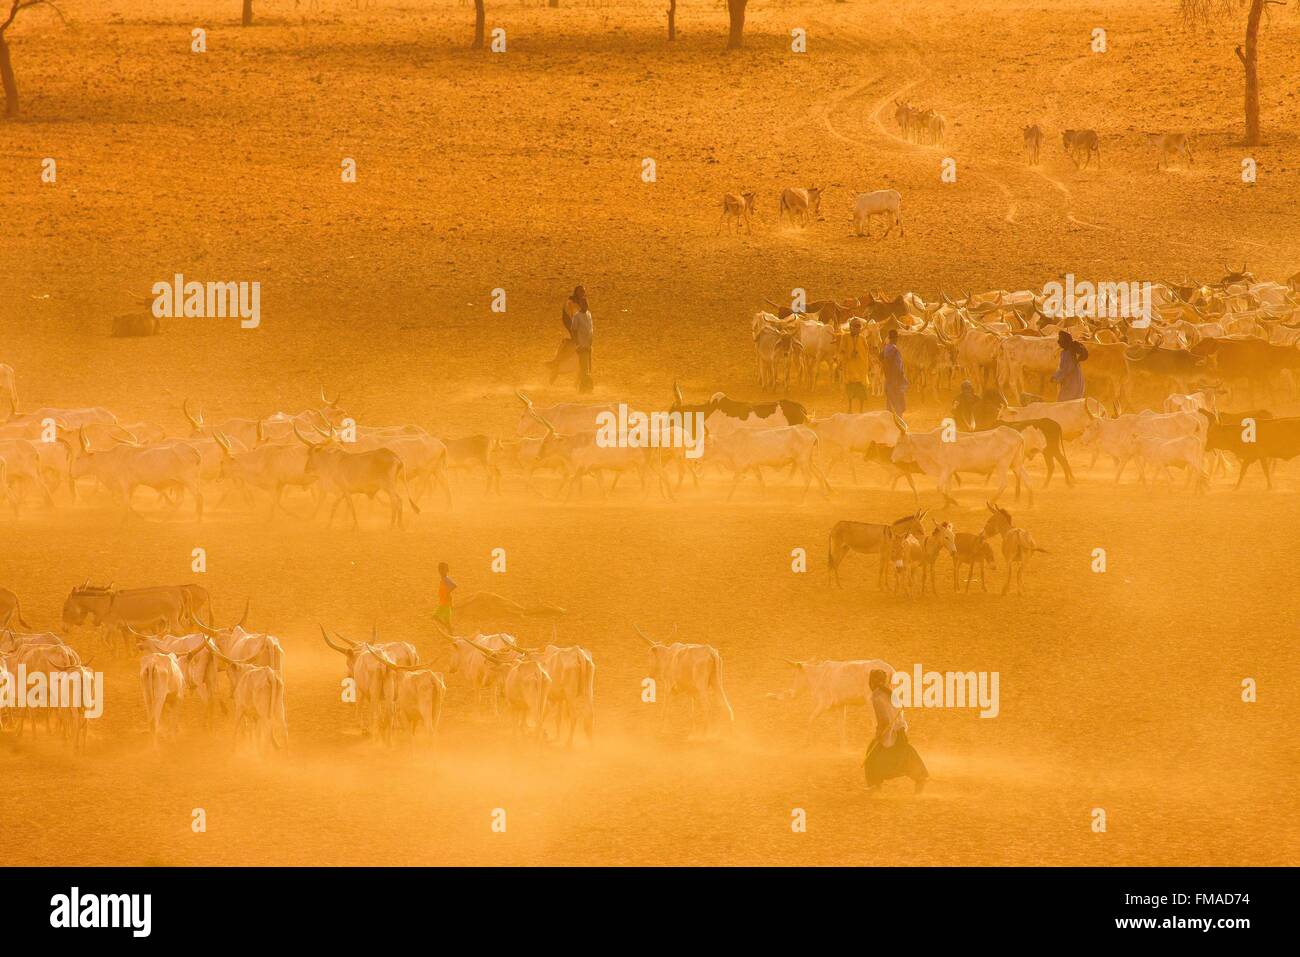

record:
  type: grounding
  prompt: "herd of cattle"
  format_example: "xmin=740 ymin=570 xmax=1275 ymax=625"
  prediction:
xmin=0 ymin=581 xmax=774 ymax=751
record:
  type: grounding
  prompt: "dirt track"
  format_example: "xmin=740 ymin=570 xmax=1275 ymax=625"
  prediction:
xmin=1 ymin=0 xmax=1297 ymax=866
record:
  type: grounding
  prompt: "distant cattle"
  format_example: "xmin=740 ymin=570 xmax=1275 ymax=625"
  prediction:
xmin=111 ymin=314 xmax=162 ymax=338
xmin=851 ymin=189 xmax=904 ymax=239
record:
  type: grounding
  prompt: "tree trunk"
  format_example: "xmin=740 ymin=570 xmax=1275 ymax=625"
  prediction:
xmin=242 ymin=0 xmax=253 ymax=27
xmin=473 ymin=0 xmax=485 ymax=49
xmin=726 ymin=0 xmax=746 ymax=50
xmin=668 ymin=0 xmax=676 ymax=41
xmin=1234 ymin=0 xmax=1263 ymax=146
xmin=0 ymin=33 xmax=17 ymax=118
xmin=549 ymin=0 xmax=559 ymax=7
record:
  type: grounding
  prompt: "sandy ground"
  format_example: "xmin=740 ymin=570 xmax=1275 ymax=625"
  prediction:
xmin=1 ymin=0 xmax=1298 ymax=866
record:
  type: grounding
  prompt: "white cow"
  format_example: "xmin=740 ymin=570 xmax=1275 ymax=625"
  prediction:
xmin=635 ymin=625 xmax=734 ymax=735
xmin=705 ymin=425 xmax=830 ymax=500
xmin=776 ymin=657 xmax=896 ymax=745
xmin=852 ymin=189 xmax=904 ymax=238
xmin=891 ymin=423 xmax=1034 ymax=506
xmin=139 ymin=652 xmax=186 ymax=746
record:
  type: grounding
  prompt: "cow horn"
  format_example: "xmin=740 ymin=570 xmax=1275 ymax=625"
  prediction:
xmin=78 ymin=426 xmax=91 ymax=454
xmin=205 ymin=638 xmax=253 ymax=666
xmin=514 ymin=390 xmax=534 ymax=409
xmin=632 ymin=623 xmax=657 ymax=647
xmin=780 ymin=657 xmax=801 ymax=667
xmin=320 ymin=387 xmax=339 ymax=407
xmin=891 ymin=412 xmax=909 ymax=434
xmin=319 ymin=626 xmax=353 ymax=655
xmin=673 ymin=381 xmax=685 ymax=407
xmin=292 ymin=423 xmax=322 ymax=447
xmin=237 ymin=599 xmax=250 ymax=628
xmin=182 ymin=399 xmax=203 ymax=430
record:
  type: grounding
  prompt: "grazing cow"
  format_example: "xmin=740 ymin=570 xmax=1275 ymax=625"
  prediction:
xmin=996 ymin=335 xmax=1060 ymax=398
xmin=133 ymin=631 xmax=223 ymax=722
xmin=1078 ymin=411 xmax=1205 ymax=481
xmin=851 ymin=189 xmax=904 ymax=238
xmin=209 ymin=641 xmax=288 ymax=754
xmin=1023 ymin=124 xmax=1043 ymax=163
xmin=705 ymin=425 xmax=830 ymax=501
xmin=110 ymin=314 xmax=162 ymax=337
xmin=478 ymin=646 xmax=552 ymax=740
xmin=775 ymin=657 xmax=896 ymax=745
xmin=439 ymin=630 xmax=520 ymax=713
xmin=827 ymin=511 xmax=928 ymax=588
xmin=139 ymin=652 xmax=186 ymax=746
xmin=792 ymin=317 xmax=839 ymax=388
xmin=808 ymin=412 xmax=902 ymax=480
xmin=634 ymin=624 xmax=734 ymax=735
xmin=1164 ymin=390 xmax=1220 ymax=417
xmin=1145 ymin=132 xmax=1193 ymax=170
xmin=320 ymin=626 xmax=419 ymax=736
xmin=891 ymin=420 xmax=1033 ymax=506
xmin=293 ymin=426 xmax=420 ymax=529
xmin=1062 ymin=129 xmax=1101 ymax=168
xmin=70 ymin=429 xmax=204 ymax=520
xmin=514 ymin=392 xmax=616 ymax=439
xmin=997 ymin=397 xmax=1102 ymax=439
xmin=440 ymin=435 xmax=502 ymax=495
xmin=996 ymin=418 xmax=1075 ymax=487
xmin=671 ymin=385 xmax=808 ymax=436
xmin=212 ymin=431 xmax=317 ymax=520
xmin=752 ymin=320 xmax=801 ymax=392
xmin=1130 ymin=434 xmax=1208 ymax=491
xmin=1122 ymin=343 xmax=1208 ymax=398
xmin=718 ymin=191 xmax=756 ymax=234
xmin=1190 ymin=338 xmax=1300 ymax=406
xmin=779 ymin=187 xmax=823 ymax=227
xmin=1202 ymin=411 xmax=1300 ymax=489
xmin=536 ymin=640 xmax=595 ymax=746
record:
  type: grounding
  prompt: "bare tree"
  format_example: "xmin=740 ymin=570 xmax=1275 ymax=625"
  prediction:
xmin=726 ymin=0 xmax=747 ymax=49
xmin=1181 ymin=0 xmax=1288 ymax=145
xmin=243 ymin=0 xmax=253 ymax=27
xmin=472 ymin=0 xmax=485 ymax=49
xmin=0 ymin=1 xmax=64 ymax=118
xmin=668 ymin=0 xmax=677 ymax=41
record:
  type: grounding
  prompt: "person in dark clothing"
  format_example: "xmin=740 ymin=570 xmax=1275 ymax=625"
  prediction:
xmin=880 ymin=330 xmax=909 ymax=416
xmin=1052 ymin=330 xmax=1088 ymax=401
xmin=951 ymin=379 xmax=980 ymax=430
xmin=863 ymin=669 xmax=928 ymax=793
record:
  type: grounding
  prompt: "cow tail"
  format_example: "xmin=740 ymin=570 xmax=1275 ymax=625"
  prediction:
xmin=713 ymin=651 xmax=735 ymax=726
xmin=272 ymin=673 xmax=288 ymax=749
xmin=827 ymin=526 xmax=839 ymax=575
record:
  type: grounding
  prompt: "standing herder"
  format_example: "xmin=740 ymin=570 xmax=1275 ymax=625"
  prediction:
xmin=1052 ymin=330 xmax=1088 ymax=401
xmin=863 ymin=669 xmax=929 ymax=793
xmin=571 ymin=299 xmax=595 ymax=394
xmin=434 ymin=562 xmax=456 ymax=633
xmin=880 ymin=329 xmax=910 ymax=416
xmin=838 ymin=318 xmax=872 ymax=412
